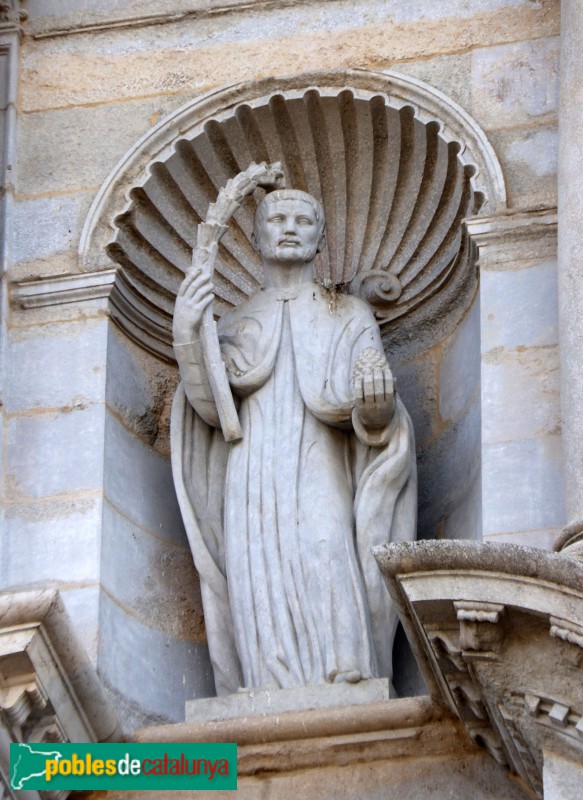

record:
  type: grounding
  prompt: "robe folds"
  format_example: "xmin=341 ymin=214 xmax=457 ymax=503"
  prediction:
xmin=171 ymin=283 xmax=417 ymax=695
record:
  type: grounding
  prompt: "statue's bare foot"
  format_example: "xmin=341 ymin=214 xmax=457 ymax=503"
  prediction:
xmin=333 ymin=670 xmax=362 ymax=684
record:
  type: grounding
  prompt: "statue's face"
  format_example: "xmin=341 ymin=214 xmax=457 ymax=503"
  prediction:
xmin=254 ymin=198 xmax=322 ymax=263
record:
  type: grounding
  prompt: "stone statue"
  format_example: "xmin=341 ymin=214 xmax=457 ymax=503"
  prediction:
xmin=171 ymin=165 xmax=417 ymax=696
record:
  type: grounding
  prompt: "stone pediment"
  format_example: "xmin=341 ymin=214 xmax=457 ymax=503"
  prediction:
xmin=0 ymin=590 xmax=120 ymax=799
xmin=375 ymin=540 xmax=583 ymax=799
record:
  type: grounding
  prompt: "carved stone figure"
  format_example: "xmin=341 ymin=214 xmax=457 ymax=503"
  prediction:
xmin=171 ymin=166 xmax=417 ymax=695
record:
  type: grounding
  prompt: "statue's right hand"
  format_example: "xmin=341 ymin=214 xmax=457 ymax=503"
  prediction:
xmin=173 ymin=268 xmax=214 ymax=343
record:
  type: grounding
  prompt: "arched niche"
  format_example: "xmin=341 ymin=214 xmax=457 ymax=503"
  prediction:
xmin=81 ymin=69 xmax=505 ymax=360
xmin=83 ymin=70 xmax=506 ymax=718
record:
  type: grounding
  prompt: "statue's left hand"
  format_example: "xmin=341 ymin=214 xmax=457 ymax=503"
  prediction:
xmin=353 ymin=348 xmax=396 ymax=430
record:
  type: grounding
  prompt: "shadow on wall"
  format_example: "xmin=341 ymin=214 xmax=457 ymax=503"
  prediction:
xmin=390 ymin=294 xmax=482 ymax=544
xmin=387 ymin=288 xmax=482 ymax=698
xmin=98 ymin=325 xmax=214 ymax=731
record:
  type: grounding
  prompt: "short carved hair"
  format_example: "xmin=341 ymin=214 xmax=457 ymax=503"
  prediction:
xmin=254 ymin=189 xmax=326 ymax=235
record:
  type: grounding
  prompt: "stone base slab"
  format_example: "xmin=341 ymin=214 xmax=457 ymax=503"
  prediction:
xmin=97 ymin=696 xmax=532 ymax=799
xmin=185 ymin=677 xmax=394 ymax=722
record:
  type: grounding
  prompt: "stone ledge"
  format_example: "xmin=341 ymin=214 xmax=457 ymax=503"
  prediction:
xmin=466 ymin=206 xmax=557 ymax=246
xmin=134 ymin=696 xmax=478 ymax=776
xmin=12 ymin=269 xmax=116 ymax=309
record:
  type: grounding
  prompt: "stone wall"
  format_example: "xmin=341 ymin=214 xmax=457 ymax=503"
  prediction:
xmin=0 ymin=0 xmax=564 ymax=729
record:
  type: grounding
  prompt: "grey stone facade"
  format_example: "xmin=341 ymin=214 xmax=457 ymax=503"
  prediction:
xmin=1 ymin=1 xmax=579 ymax=797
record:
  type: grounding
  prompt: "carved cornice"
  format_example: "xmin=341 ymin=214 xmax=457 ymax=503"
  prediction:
xmin=0 ymin=590 xmax=119 ymax=799
xmin=465 ymin=207 xmax=557 ymax=247
xmin=29 ymin=0 xmax=315 ymax=40
xmin=12 ymin=268 xmax=116 ymax=308
xmin=374 ymin=541 xmax=583 ymax=799
xmin=465 ymin=207 xmax=557 ymax=268
xmin=0 ymin=590 xmax=120 ymax=743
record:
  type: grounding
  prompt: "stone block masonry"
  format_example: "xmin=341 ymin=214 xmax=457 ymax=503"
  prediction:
xmin=0 ymin=0 xmax=566 ymax=736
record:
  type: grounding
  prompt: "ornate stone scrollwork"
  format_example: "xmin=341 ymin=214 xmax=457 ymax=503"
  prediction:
xmin=0 ymin=590 xmax=119 ymax=799
xmin=349 ymin=270 xmax=402 ymax=318
xmin=516 ymin=692 xmax=583 ymax=743
xmin=374 ymin=540 xmax=583 ymax=800
xmin=454 ymin=601 xmax=505 ymax=658
xmin=0 ymin=1 xmax=27 ymax=25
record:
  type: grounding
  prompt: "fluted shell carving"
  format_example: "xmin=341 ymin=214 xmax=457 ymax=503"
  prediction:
xmin=105 ymin=81 xmax=489 ymax=358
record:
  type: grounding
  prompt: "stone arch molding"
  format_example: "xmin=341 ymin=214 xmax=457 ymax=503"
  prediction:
xmin=80 ymin=69 xmax=506 ymax=361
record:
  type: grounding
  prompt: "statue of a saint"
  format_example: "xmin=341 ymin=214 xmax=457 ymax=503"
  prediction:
xmin=171 ymin=179 xmax=417 ymax=696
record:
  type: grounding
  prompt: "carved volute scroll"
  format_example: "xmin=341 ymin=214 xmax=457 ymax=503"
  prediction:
xmin=81 ymin=70 xmax=506 ymax=360
xmin=0 ymin=1 xmax=27 ymax=25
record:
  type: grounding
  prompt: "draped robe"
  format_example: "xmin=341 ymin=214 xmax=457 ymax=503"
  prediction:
xmin=171 ymin=282 xmax=417 ymax=695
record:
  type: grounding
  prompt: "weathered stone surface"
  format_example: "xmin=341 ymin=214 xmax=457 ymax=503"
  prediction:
xmin=0 ymin=589 xmax=120 ymax=743
xmin=0 ymin=50 xmax=8 ymax=109
xmin=417 ymin=401 xmax=481 ymax=540
xmin=544 ymin=750 xmax=583 ymax=800
xmin=98 ymin=591 xmax=214 ymax=724
xmin=1 ymin=499 xmax=100 ymax=586
xmin=375 ymin=540 xmax=583 ymax=799
xmin=6 ymin=404 xmax=105 ymax=499
xmin=484 ymin=527 xmax=560 ymax=550
xmin=471 ymin=36 xmax=559 ymax=130
xmin=482 ymin=435 xmax=564 ymax=535
xmin=467 ymin=207 xmax=557 ymax=270
xmin=103 ymin=412 xmax=185 ymax=544
xmin=392 ymin=350 xmax=438 ymax=448
xmin=87 ymin=753 xmax=529 ymax=800
xmin=21 ymin=0 xmax=559 ymax=111
xmin=106 ymin=325 xmax=176 ymax=455
xmin=480 ymin=260 xmax=559 ymax=351
xmin=4 ymin=318 xmax=107 ymax=413
xmin=17 ymin=95 xmax=187 ymax=196
xmin=101 ymin=499 xmax=203 ymax=641
xmin=391 ymin=52 xmax=472 ymax=112
xmin=439 ymin=299 xmax=480 ymax=424
xmin=12 ymin=191 xmax=94 ymax=267
xmin=186 ymin=678 xmax=393 ymax=723
xmin=59 ymin=584 xmax=100 ymax=665
xmin=489 ymin=126 xmax=558 ymax=208
xmin=442 ymin=470 xmax=482 ymax=542
xmin=482 ymin=345 xmax=561 ymax=443
xmin=558 ymin=0 xmax=583 ymax=528
xmin=123 ymin=695 xmax=526 ymax=800
xmin=467 ymin=209 xmax=562 ymax=550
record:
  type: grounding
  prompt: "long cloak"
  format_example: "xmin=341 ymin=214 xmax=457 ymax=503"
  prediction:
xmin=171 ymin=283 xmax=417 ymax=695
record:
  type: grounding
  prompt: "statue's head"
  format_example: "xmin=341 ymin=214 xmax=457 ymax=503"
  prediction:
xmin=252 ymin=189 xmax=326 ymax=265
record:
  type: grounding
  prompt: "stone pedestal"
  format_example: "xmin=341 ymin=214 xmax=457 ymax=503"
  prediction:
xmin=95 ymin=695 xmax=528 ymax=800
xmin=185 ymin=678 xmax=394 ymax=722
